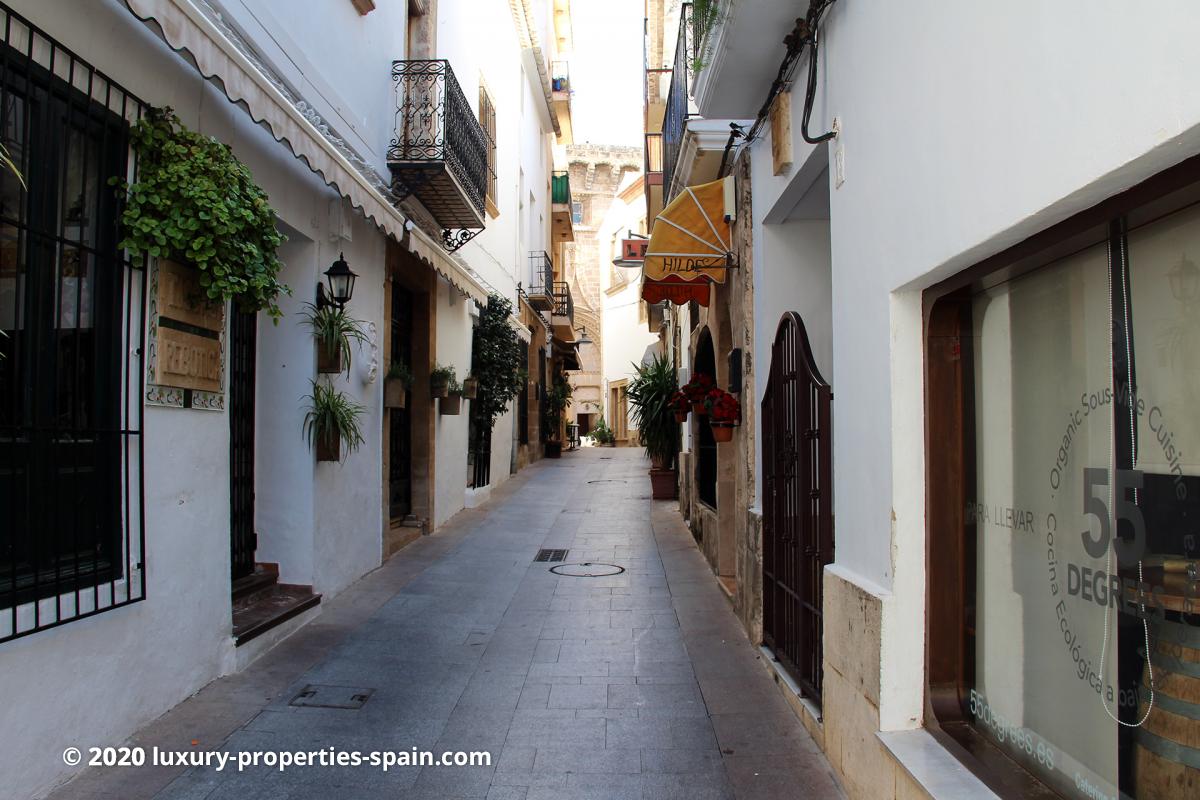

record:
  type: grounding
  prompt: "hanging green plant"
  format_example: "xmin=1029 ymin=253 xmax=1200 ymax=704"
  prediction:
xmin=110 ymin=107 xmax=289 ymax=319
xmin=470 ymin=293 xmax=527 ymax=436
xmin=303 ymin=380 xmax=366 ymax=462
xmin=299 ymin=302 xmax=367 ymax=373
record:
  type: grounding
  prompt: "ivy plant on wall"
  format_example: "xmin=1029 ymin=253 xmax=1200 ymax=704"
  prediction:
xmin=470 ymin=293 xmax=527 ymax=437
xmin=111 ymin=107 xmax=289 ymax=319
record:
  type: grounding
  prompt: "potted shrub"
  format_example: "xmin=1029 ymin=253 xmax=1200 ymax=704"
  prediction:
xmin=593 ymin=417 xmax=617 ymax=447
xmin=670 ymin=390 xmax=690 ymax=422
xmin=430 ymin=364 xmax=456 ymax=398
xmin=110 ymin=107 xmax=288 ymax=320
xmin=303 ymin=380 xmax=366 ymax=462
xmin=462 ymin=375 xmax=480 ymax=399
xmin=385 ymin=361 xmax=413 ymax=409
xmin=301 ymin=302 xmax=367 ymax=374
xmin=627 ymin=354 xmax=680 ymax=499
xmin=707 ymin=388 xmax=740 ymax=442
xmin=543 ymin=372 xmax=573 ymax=458
xmin=682 ymin=373 xmax=715 ymax=415
xmin=440 ymin=375 xmax=464 ymax=415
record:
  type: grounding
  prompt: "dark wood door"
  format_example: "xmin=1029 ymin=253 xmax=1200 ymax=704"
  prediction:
xmin=761 ymin=312 xmax=832 ymax=703
xmin=389 ymin=284 xmax=413 ymax=519
xmin=229 ymin=309 xmax=257 ymax=581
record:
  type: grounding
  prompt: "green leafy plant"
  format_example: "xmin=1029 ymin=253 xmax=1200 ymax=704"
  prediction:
xmin=592 ymin=417 xmax=616 ymax=445
xmin=690 ymin=0 xmax=723 ymax=73
xmin=544 ymin=371 xmax=574 ymax=441
xmin=300 ymin=302 xmax=367 ymax=371
xmin=111 ymin=107 xmax=289 ymax=319
xmin=431 ymin=363 xmax=459 ymax=389
xmin=470 ymin=294 xmax=526 ymax=435
xmin=627 ymin=354 xmax=680 ymax=468
xmin=302 ymin=380 xmax=366 ymax=460
xmin=386 ymin=360 xmax=415 ymax=387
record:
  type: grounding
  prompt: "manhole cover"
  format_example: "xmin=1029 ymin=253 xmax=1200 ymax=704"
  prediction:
xmin=550 ymin=562 xmax=626 ymax=577
xmin=290 ymin=684 xmax=374 ymax=709
xmin=534 ymin=548 xmax=569 ymax=562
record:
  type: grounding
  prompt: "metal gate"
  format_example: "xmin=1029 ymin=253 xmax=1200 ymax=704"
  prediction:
xmin=229 ymin=309 xmax=258 ymax=581
xmin=761 ymin=312 xmax=832 ymax=703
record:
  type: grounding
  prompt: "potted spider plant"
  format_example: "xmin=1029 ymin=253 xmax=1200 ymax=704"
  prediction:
xmin=303 ymin=380 xmax=366 ymax=462
xmin=384 ymin=361 xmax=413 ymax=409
xmin=440 ymin=374 xmax=464 ymax=415
xmin=430 ymin=363 xmax=456 ymax=399
xmin=627 ymin=354 xmax=680 ymax=499
xmin=301 ymin=302 xmax=367 ymax=374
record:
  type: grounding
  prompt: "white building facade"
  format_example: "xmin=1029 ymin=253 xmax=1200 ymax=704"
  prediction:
xmin=0 ymin=1 xmax=574 ymax=797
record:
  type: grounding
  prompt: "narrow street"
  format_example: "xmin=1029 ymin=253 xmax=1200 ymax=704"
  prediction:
xmin=52 ymin=449 xmax=842 ymax=800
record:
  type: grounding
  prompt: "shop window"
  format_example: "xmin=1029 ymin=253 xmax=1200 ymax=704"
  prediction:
xmin=927 ymin=161 xmax=1200 ymax=799
xmin=0 ymin=17 xmax=147 ymax=641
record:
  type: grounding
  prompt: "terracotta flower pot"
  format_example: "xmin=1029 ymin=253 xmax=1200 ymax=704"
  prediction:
xmin=462 ymin=377 xmax=479 ymax=399
xmin=711 ymin=422 xmax=734 ymax=442
xmin=317 ymin=341 xmax=342 ymax=374
xmin=692 ymin=402 xmax=706 ymax=415
xmin=649 ymin=468 xmax=677 ymax=499
xmin=674 ymin=410 xmax=688 ymax=423
xmin=545 ymin=440 xmax=562 ymax=458
xmin=384 ymin=378 xmax=408 ymax=409
xmin=440 ymin=394 xmax=462 ymax=415
xmin=316 ymin=431 xmax=340 ymax=462
xmin=430 ymin=376 xmax=449 ymax=398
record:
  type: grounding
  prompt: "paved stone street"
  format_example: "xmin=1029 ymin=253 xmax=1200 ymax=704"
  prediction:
xmin=52 ymin=449 xmax=842 ymax=800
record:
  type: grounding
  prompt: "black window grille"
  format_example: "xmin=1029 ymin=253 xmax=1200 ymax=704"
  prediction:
xmin=0 ymin=5 xmax=147 ymax=643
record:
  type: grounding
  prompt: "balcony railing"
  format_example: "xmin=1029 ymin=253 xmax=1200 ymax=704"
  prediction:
xmin=552 ymin=281 xmax=574 ymax=324
xmin=552 ymin=170 xmax=571 ymax=205
xmin=388 ymin=60 xmax=489 ymax=244
xmin=662 ymin=3 xmax=693 ymax=201
xmin=527 ymin=251 xmax=555 ymax=311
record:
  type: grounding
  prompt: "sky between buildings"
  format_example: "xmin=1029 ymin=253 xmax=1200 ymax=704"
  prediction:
xmin=568 ymin=0 xmax=645 ymax=147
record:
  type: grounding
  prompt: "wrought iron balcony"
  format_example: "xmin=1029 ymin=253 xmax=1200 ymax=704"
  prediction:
xmin=388 ymin=60 xmax=489 ymax=251
xmin=527 ymin=251 xmax=555 ymax=311
xmin=662 ymin=3 xmax=694 ymax=202
xmin=552 ymin=281 xmax=574 ymax=325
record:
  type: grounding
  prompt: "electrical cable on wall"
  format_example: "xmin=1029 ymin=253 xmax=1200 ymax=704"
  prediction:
xmin=719 ymin=0 xmax=839 ymax=175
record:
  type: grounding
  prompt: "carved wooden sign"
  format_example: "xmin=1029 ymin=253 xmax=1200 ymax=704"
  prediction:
xmin=147 ymin=259 xmax=226 ymax=409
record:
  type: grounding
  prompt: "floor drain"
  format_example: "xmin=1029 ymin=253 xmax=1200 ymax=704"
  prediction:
xmin=550 ymin=562 xmax=626 ymax=577
xmin=289 ymin=684 xmax=374 ymax=709
xmin=534 ymin=548 xmax=569 ymax=562
xmin=586 ymin=479 xmax=626 ymax=484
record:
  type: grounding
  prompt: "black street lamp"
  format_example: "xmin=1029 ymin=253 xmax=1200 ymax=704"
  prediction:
xmin=324 ymin=252 xmax=358 ymax=308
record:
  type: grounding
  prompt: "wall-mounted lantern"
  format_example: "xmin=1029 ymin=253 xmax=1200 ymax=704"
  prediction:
xmin=317 ymin=252 xmax=358 ymax=309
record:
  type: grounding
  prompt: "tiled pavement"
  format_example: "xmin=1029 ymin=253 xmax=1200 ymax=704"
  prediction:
xmin=48 ymin=448 xmax=844 ymax=800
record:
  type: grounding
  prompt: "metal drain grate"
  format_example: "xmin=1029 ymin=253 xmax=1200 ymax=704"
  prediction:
xmin=535 ymin=548 xmax=569 ymax=563
xmin=289 ymin=684 xmax=374 ymax=709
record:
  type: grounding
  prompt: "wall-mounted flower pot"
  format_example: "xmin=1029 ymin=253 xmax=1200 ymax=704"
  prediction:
xmin=674 ymin=411 xmax=688 ymax=423
xmin=649 ymin=468 xmax=677 ymax=499
xmin=462 ymin=377 xmax=479 ymax=399
xmin=545 ymin=440 xmax=562 ymax=459
xmin=384 ymin=379 xmax=408 ymax=409
xmin=711 ymin=422 xmax=735 ymax=442
xmin=691 ymin=403 xmax=706 ymax=416
xmin=316 ymin=431 xmax=340 ymax=462
xmin=317 ymin=341 xmax=343 ymax=374
xmin=440 ymin=394 xmax=462 ymax=415
xmin=430 ymin=376 xmax=450 ymax=398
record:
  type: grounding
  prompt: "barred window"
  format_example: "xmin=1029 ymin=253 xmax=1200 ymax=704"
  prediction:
xmin=478 ymin=84 xmax=498 ymax=217
xmin=0 ymin=8 xmax=147 ymax=642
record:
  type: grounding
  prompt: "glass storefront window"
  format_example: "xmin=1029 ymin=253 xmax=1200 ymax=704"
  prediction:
xmin=934 ymin=195 xmax=1200 ymax=799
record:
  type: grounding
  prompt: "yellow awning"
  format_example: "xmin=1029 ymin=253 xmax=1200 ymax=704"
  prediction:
xmin=642 ymin=177 xmax=732 ymax=286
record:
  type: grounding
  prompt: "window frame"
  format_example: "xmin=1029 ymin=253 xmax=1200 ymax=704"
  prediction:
xmin=478 ymin=81 xmax=498 ymax=219
xmin=923 ymin=151 xmax=1200 ymax=799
